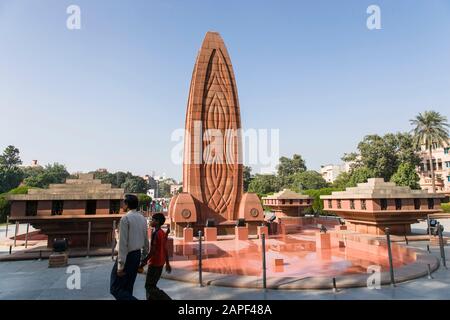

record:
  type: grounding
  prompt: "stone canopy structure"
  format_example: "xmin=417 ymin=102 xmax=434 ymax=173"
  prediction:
xmin=8 ymin=174 xmax=124 ymax=247
xmin=169 ymin=31 xmax=264 ymax=236
xmin=320 ymin=178 xmax=445 ymax=235
xmin=262 ymin=189 xmax=313 ymax=218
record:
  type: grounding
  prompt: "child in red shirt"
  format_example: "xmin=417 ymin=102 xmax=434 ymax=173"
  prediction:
xmin=140 ymin=213 xmax=171 ymax=300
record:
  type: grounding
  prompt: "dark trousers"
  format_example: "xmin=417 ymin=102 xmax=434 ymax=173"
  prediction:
xmin=145 ymin=265 xmax=169 ymax=300
xmin=110 ymin=250 xmax=141 ymax=300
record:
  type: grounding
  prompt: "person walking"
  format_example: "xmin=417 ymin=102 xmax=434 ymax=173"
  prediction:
xmin=110 ymin=194 xmax=149 ymax=300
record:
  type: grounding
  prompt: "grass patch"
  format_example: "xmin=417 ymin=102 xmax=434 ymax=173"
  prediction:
xmin=442 ymin=203 xmax=450 ymax=213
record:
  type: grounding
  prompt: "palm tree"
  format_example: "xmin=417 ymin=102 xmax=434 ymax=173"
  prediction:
xmin=410 ymin=111 xmax=449 ymax=193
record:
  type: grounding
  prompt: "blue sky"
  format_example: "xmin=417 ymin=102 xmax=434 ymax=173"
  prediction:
xmin=1 ymin=0 xmax=449 ymax=180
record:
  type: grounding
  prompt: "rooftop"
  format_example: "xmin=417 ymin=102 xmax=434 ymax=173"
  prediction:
xmin=321 ymin=178 xmax=446 ymax=200
xmin=7 ymin=174 xmax=124 ymax=201
xmin=262 ymin=189 xmax=313 ymax=200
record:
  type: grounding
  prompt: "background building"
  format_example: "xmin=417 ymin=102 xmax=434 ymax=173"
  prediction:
xmin=320 ymin=163 xmax=352 ymax=183
xmin=417 ymin=138 xmax=450 ymax=194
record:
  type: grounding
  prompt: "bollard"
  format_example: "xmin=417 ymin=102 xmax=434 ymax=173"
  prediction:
xmin=9 ymin=245 xmax=12 ymax=255
xmin=404 ymin=234 xmax=409 ymax=245
xmin=38 ymin=250 xmax=42 ymax=261
xmin=385 ymin=228 xmax=396 ymax=287
xmin=427 ymin=244 xmax=430 ymax=253
xmin=5 ymin=216 xmax=9 ymax=238
xmin=332 ymin=277 xmax=338 ymax=292
xmin=427 ymin=264 xmax=433 ymax=279
xmin=427 ymin=214 xmax=431 ymax=236
xmin=437 ymin=223 xmax=447 ymax=268
xmin=198 ymin=230 xmax=203 ymax=287
xmin=111 ymin=220 xmax=116 ymax=260
xmin=24 ymin=223 xmax=30 ymax=249
xmin=87 ymin=221 xmax=92 ymax=258
xmin=262 ymin=233 xmax=267 ymax=290
xmin=13 ymin=221 xmax=19 ymax=247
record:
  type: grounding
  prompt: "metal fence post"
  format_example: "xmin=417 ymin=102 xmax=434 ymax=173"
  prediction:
xmin=438 ymin=223 xmax=447 ymax=268
xmin=111 ymin=220 xmax=116 ymax=260
xmin=427 ymin=214 xmax=431 ymax=236
xmin=427 ymin=264 xmax=433 ymax=279
xmin=87 ymin=221 xmax=91 ymax=258
xmin=24 ymin=223 xmax=30 ymax=249
xmin=332 ymin=277 xmax=338 ymax=292
xmin=385 ymin=227 xmax=396 ymax=287
xmin=262 ymin=233 xmax=267 ymax=290
xmin=198 ymin=230 xmax=203 ymax=287
xmin=13 ymin=221 xmax=19 ymax=247
xmin=5 ymin=216 xmax=9 ymax=238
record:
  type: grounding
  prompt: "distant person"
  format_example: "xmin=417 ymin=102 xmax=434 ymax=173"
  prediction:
xmin=140 ymin=213 xmax=172 ymax=300
xmin=110 ymin=194 xmax=149 ymax=300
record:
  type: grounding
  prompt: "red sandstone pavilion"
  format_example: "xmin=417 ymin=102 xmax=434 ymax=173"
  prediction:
xmin=168 ymin=31 xmax=264 ymax=236
xmin=320 ymin=178 xmax=445 ymax=235
xmin=7 ymin=174 xmax=124 ymax=247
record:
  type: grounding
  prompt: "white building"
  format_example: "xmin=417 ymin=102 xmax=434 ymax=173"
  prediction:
xmin=417 ymin=139 xmax=450 ymax=194
xmin=320 ymin=163 xmax=352 ymax=183
xmin=170 ymin=184 xmax=183 ymax=196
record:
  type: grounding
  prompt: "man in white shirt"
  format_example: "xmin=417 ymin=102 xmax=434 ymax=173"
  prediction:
xmin=110 ymin=194 xmax=149 ymax=300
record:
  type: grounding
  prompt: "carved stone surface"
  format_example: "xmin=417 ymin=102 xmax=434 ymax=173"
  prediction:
xmin=170 ymin=31 xmax=263 ymax=234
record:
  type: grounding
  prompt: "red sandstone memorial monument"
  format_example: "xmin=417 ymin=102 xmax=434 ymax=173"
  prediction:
xmin=320 ymin=178 xmax=445 ymax=235
xmin=7 ymin=174 xmax=124 ymax=247
xmin=169 ymin=32 xmax=264 ymax=236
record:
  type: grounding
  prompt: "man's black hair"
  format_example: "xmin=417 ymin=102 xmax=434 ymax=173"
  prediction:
xmin=124 ymin=194 xmax=139 ymax=210
xmin=152 ymin=213 xmax=166 ymax=226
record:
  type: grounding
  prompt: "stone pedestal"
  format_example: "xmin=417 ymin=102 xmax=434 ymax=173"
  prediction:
xmin=274 ymin=258 xmax=284 ymax=266
xmin=48 ymin=252 xmax=68 ymax=268
xmin=182 ymin=244 xmax=194 ymax=256
xmin=235 ymin=226 xmax=248 ymax=241
xmin=335 ymin=225 xmax=347 ymax=231
xmin=204 ymin=227 xmax=217 ymax=242
xmin=183 ymin=227 xmax=193 ymax=243
xmin=257 ymin=226 xmax=268 ymax=239
xmin=315 ymin=232 xmax=331 ymax=249
xmin=167 ymin=237 xmax=174 ymax=257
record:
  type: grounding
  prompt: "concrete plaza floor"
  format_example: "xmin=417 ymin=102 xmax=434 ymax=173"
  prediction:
xmin=0 ymin=220 xmax=450 ymax=300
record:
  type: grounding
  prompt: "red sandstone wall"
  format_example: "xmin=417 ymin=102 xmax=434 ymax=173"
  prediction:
xmin=10 ymin=201 xmax=26 ymax=217
xmin=63 ymin=200 xmax=86 ymax=215
xmin=97 ymin=200 xmax=110 ymax=214
xmin=37 ymin=201 xmax=52 ymax=216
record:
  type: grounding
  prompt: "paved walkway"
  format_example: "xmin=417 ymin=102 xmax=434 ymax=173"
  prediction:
xmin=0 ymin=220 xmax=449 ymax=300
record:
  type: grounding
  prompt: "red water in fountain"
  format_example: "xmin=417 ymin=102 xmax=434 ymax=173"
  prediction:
xmin=170 ymin=230 xmax=415 ymax=279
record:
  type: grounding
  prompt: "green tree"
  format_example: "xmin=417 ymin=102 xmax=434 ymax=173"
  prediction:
xmin=357 ymin=134 xmax=399 ymax=180
xmin=291 ymin=170 xmax=328 ymax=191
xmin=341 ymin=132 xmax=421 ymax=187
xmin=332 ymin=172 xmax=352 ymax=189
xmin=0 ymin=145 xmax=22 ymax=169
xmin=243 ymin=166 xmax=253 ymax=192
xmin=248 ymin=174 xmax=280 ymax=198
xmin=303 ymin=188 xmax=343 ymax=214
xmin=0 ymin=145 xmax=24 ymax=193
xmin=121 ymin=176 xmax=149 ymax=194
xmin=277 ymin=154 xmax=307 ymax=187
xmin=137 ymin=193 xmax=152 ymax=210
xmin=390 ymin=162 xmax=420 ymax=189
xmin=23 ymin=163 xmax=69 ymax=188
xmin=348 ymin=167 xmax=374 ymax=187
xmin=157 ymin=181 xmax=172 ymax=198
xmin=410 ymin=111 xmax=449 ymax=193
